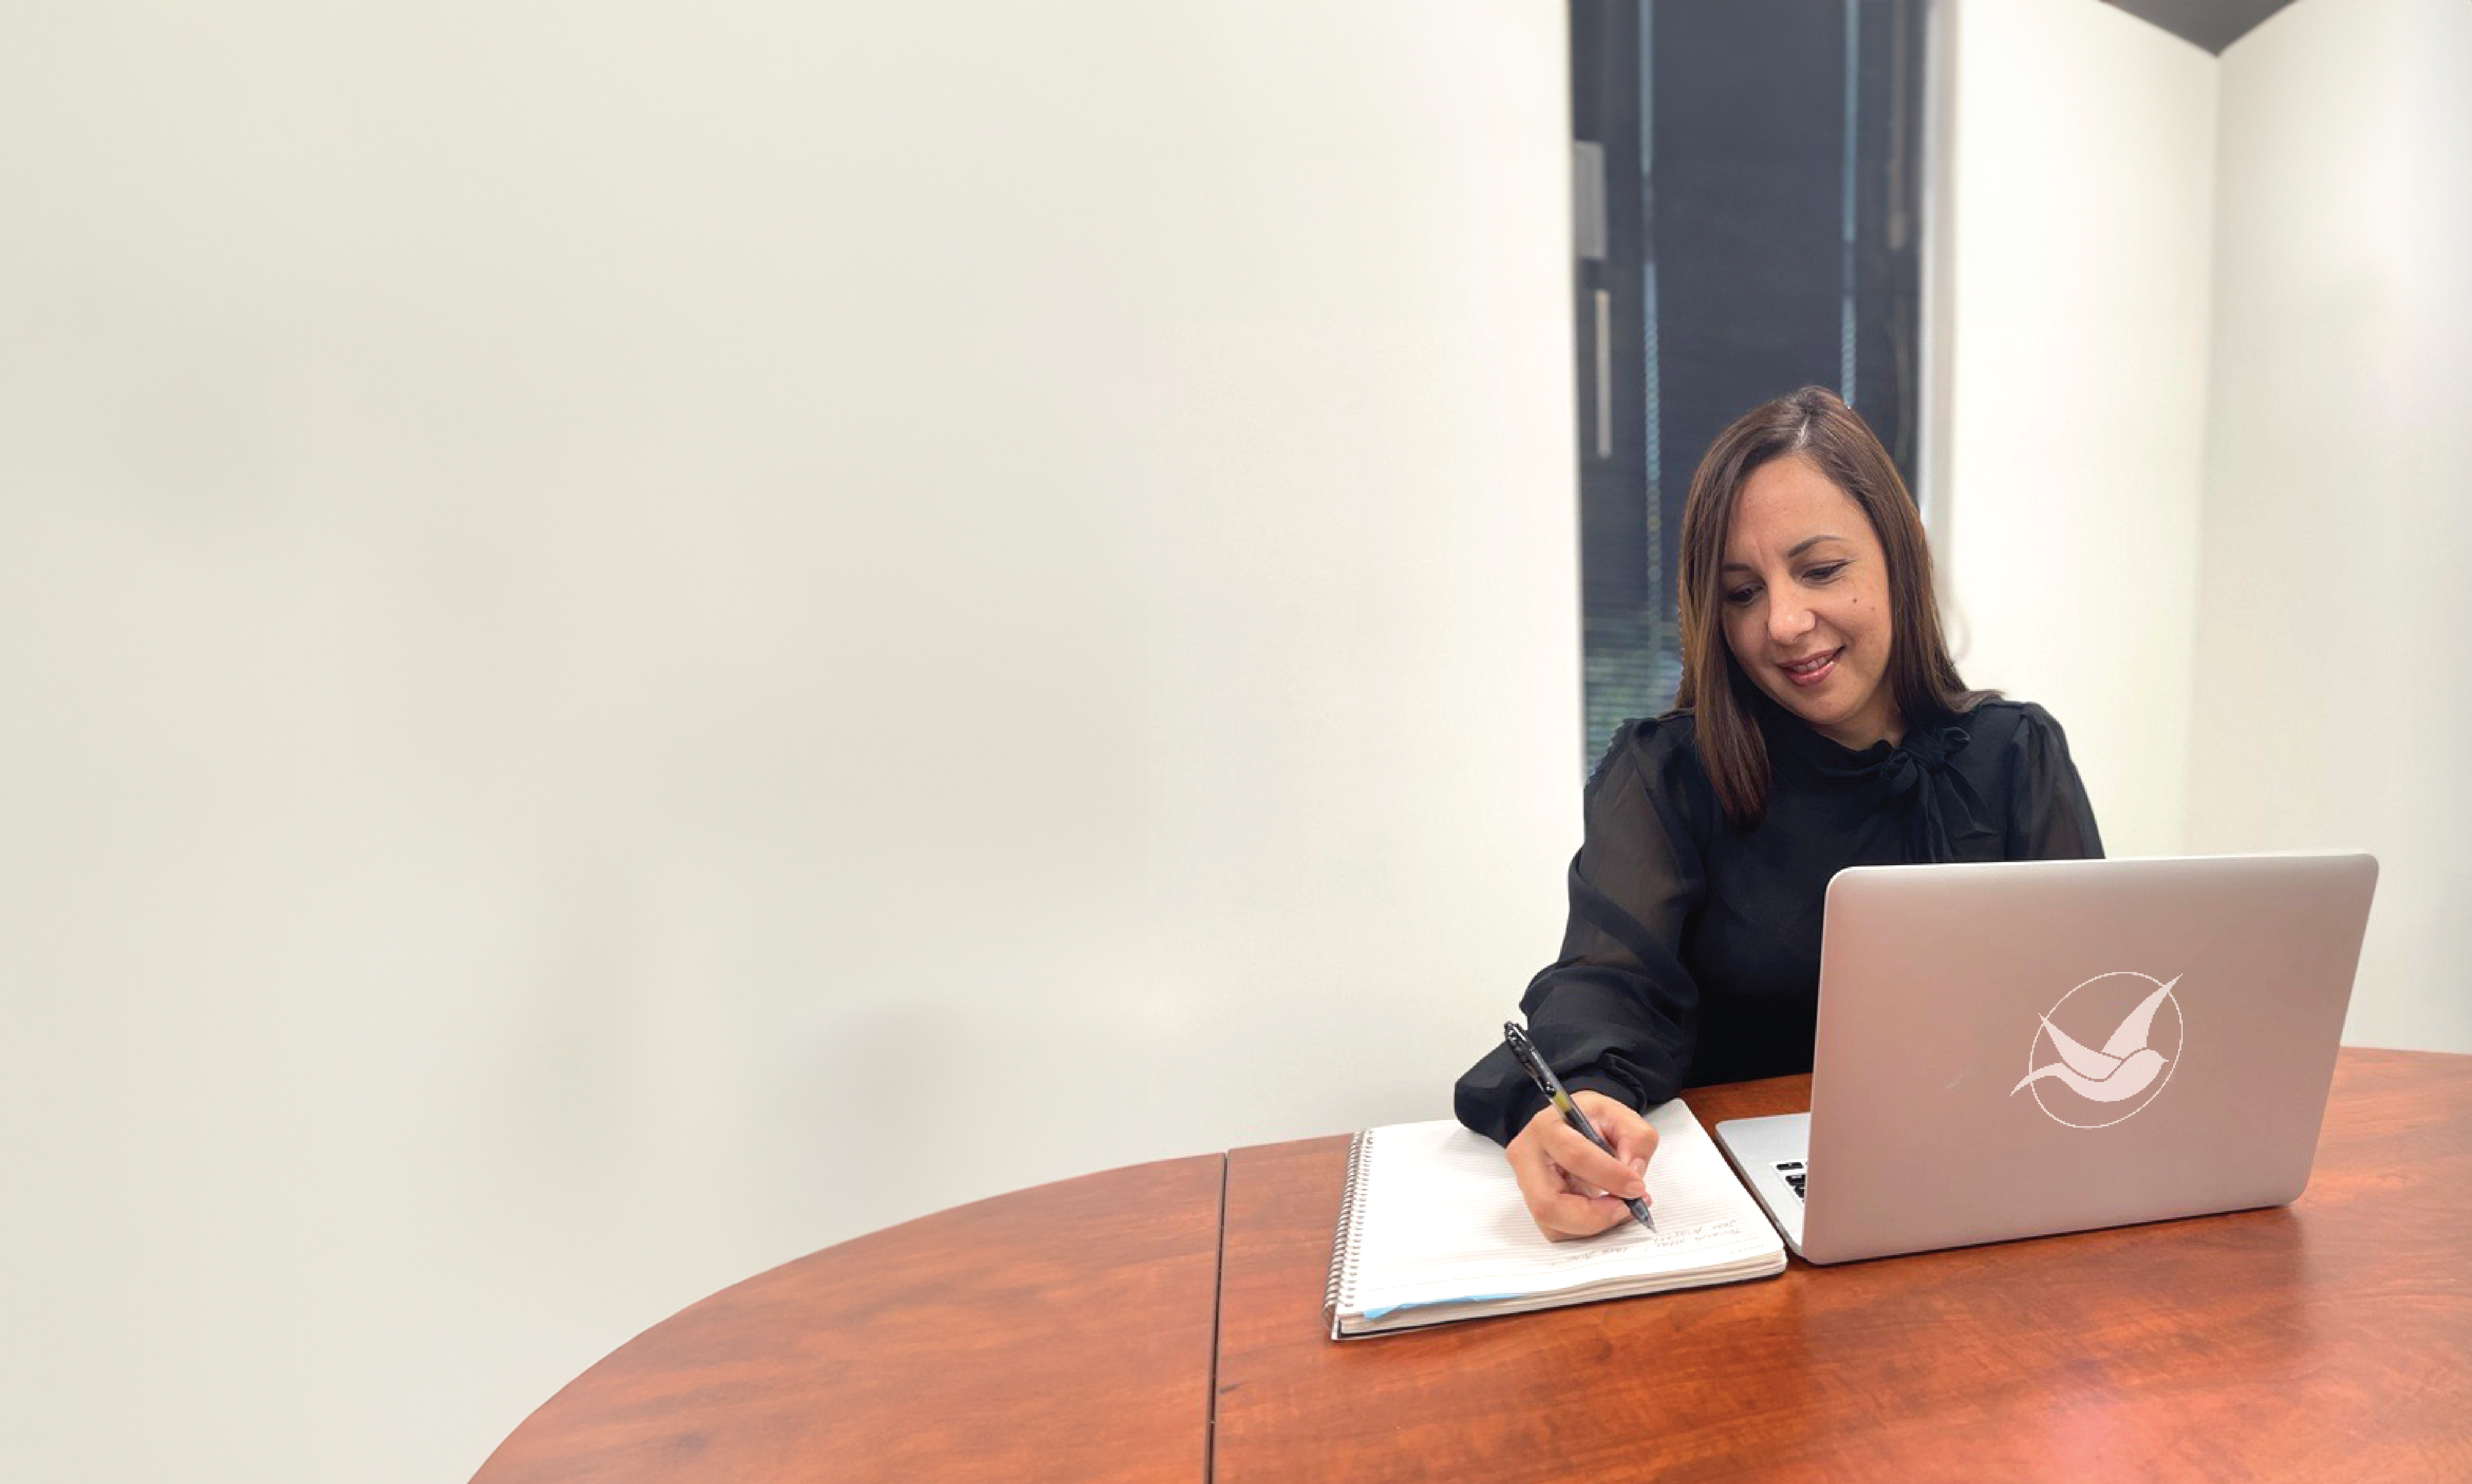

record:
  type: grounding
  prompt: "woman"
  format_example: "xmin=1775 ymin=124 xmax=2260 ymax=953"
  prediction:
xmin=1456 ymin=387 xmax=2102 ymax=1240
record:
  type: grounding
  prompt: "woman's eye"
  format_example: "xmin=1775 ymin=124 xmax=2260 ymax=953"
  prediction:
xmin=1805 ymin=562 xmax=1846 ymax=583
xmin=1724 ymin=585 xmax=1759 ymax=607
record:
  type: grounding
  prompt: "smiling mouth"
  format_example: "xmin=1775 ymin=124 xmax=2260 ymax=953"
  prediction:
xmin=1781 ymin=648 xmax=1841 ymax=688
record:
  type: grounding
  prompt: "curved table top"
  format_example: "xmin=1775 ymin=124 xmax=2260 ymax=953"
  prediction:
xmin=471 ymin=1152 xmax=1224 ymax=1484
xmin=474 ymin=1048 xmax=2472 ymax=1483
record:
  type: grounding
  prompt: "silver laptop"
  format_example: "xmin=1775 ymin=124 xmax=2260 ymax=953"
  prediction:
xmin=1713 ymin=853 xmax=2376 ymax=1265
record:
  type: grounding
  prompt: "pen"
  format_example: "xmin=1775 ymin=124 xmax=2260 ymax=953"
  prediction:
xmin=1502 ymin=1021 xmax=1655 ymax=1231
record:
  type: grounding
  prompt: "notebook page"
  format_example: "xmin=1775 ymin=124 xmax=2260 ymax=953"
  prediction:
xmin=1345 ymin=1101 xmax=1778 ymax=1314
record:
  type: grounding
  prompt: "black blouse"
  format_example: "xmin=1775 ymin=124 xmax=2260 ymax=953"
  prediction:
xmin=1453 ymin=694 xmax=2103 ymax=1146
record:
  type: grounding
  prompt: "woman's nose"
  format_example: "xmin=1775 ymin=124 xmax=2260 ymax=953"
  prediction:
xmin=1768 ymin=598 xmax=1816 ymax=647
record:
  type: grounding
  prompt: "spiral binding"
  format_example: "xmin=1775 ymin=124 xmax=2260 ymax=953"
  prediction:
xmin=1321 ymin=1127 xmax=1381 ymax=1338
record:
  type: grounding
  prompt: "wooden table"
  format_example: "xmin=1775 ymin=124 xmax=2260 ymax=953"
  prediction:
xmin=471 ymin=1154 xmax=1225 ymax=1484
xmin=475 ymin=1050 xmax=2472 ymax=1483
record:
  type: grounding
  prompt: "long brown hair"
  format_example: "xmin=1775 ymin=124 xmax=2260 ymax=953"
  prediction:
xmin=1672 ymin=386 xmax=1991 ymax=828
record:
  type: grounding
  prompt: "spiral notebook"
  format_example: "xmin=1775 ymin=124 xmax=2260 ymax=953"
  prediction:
xmin=1323 ymin=1101 xmax=1786 ymax=1338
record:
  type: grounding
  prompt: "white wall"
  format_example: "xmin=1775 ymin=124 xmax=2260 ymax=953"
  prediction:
xmin=1939 ymin=0 xmax=2469 ymax=1049
xmin=0 ymin=5 xmax=1580 ymax=1482
xmin=1937 ymin=0 xmax=2219 ymax=859
xmin=2188 ymin=0 xmax=2472 ymax=1051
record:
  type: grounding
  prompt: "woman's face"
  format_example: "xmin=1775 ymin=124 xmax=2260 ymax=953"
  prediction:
xmin=1718 ymin=454 xmax=1900 ymax=749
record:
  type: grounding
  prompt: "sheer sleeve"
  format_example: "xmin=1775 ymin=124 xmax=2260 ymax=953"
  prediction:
xmin=1453 ymin=721 xmax=1709 ymax=1145
xmin=2007 ymin=703 xmax=2104 ymax=861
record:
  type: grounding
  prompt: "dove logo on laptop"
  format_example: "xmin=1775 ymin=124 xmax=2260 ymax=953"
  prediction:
xmin=2011 ymin=971 xmax=2184 ymax=1129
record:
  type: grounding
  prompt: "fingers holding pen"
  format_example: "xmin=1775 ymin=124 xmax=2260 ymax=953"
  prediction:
xmin=1506 ymin=1114 xmax=1631 ymax=1240
xmin=1549 ymin=1091 xmax=1654 ymax=1200
xmin=1495 ymin=1026 xmax=1663 ymax=1241
xmin=1505 ymin=1093 xmax=1658 ymax=1241
xmin=1576 ymin=1090 xmax=1659 ymax=1179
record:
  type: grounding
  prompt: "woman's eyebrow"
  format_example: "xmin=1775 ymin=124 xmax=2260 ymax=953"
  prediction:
xmin=1721 ymin=534 xmax=1847 ymax=572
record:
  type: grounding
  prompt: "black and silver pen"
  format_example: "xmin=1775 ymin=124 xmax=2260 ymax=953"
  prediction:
xmin=1503 ymin=1021 xmax=1654 ymax=1231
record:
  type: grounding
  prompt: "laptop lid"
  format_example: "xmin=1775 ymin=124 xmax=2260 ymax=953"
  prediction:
xmin=1796 ymin=852 xmax=2376 ymax=1265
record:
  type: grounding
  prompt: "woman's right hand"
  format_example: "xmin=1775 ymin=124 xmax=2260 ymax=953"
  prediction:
xmin=1503 ymin=1091 xmax=1659 ymax=1241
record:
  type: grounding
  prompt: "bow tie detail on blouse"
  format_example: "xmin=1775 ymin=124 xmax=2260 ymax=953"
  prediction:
xmin=1809 ymin=724 xmax=1994 ymax=863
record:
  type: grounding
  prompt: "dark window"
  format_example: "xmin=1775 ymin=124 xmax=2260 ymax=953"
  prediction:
xmin=1571 ymin=0 xmax=1926 ymax=767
